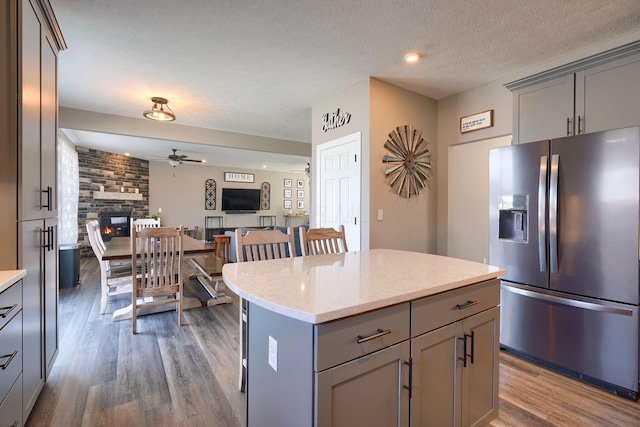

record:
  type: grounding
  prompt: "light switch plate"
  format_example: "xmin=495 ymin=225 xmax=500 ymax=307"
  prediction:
xmin=377 ymin=209 xmax=383 ymax=221
xmin=268 ymin=335 xmax=278 ymax=372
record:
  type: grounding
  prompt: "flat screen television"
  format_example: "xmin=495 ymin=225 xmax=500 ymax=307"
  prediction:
xmin=222 ymin=188 xmax=261 ymax=213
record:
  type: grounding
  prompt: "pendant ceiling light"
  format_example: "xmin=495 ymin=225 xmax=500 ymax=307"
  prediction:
xmin=143 ymin=97 xmax=176 ymax=122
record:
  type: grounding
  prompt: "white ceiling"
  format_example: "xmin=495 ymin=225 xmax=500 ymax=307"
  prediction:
xmin=51 ymin=0 xmax=640 ymax=170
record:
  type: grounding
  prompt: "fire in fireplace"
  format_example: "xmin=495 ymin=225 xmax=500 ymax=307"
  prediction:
xmin=99 ymin=211 xmax=131 ymax=241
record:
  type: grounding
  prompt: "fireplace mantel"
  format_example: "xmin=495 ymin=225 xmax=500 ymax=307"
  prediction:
xmin=93 ymin=191 xmax=143 ymax=201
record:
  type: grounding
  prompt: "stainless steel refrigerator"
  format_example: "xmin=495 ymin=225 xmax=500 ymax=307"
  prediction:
xmin=489 ymin=126 xmax=640 ymax=400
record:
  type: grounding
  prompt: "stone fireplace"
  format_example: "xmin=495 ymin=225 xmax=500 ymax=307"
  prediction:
xmin=99 ymin=210 xmax=131 ymax=241
xmin=77 ymin=146 xmax=149 ymax=257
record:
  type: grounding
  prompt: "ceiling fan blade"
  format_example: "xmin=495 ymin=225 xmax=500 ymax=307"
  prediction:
xmin=181 ymin=158 xmax=203 ymax=163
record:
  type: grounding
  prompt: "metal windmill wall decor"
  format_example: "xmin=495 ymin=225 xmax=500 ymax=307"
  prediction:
xmin=382 ymin=125 xmax=432 ymax=198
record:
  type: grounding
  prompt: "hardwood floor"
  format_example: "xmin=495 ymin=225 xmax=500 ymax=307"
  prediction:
xmin=26 ymin=258 xmax=640 ymax=426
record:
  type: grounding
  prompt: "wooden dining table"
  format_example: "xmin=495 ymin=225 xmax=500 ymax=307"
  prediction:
xmin=102 ymin=235 xmax=221 ymax=321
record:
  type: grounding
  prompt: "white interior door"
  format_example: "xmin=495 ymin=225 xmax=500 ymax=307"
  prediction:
xmin=316 ymin=132 xmax=361 ymax=251
xmin=448 ymin=135 xmax=511 ymax=263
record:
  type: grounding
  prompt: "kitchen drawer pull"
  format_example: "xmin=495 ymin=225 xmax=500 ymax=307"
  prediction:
xmin=356 ymin=328 xmax=391 ymax=344
xmin=0 ymin=350 xmax=18 ymax=370
xmin=455 ymin=300 xmax=478 ymax=310
xmin=0 ymin=304 xmax=17 ymax=318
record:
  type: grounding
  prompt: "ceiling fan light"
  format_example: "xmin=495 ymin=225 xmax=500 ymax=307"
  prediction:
xmin=168 ymin=159 xmax=180 ymax=167
xmin=143 ymin=97 xmax=176 ymax=122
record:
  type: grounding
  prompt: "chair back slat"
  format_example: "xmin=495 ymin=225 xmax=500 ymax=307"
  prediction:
xmin=236 ymin=228 xmax=296 ymax=263
xmin=300 ymin=225 xmax=348 ymax=256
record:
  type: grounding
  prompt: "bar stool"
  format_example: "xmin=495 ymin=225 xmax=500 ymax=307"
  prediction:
xmin=213 ymin=235 xmax=231 ymax=262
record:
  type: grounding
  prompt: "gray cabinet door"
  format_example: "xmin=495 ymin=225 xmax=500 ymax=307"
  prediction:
xmin=461 ymin=307 xmax=499 ymax=427
xmin=316 ymin=341 xmax=410 ymax=427
xmin=20 ymin=219 xmax=44 ymax=421
xmin=514 ymin=75 xmax=575 ymax=144
xmin=44 ymin=217 xmax=58 ymax=378
xmin=19 ymin=0 xmax=42 ymax=221
xmin=411 ymin=322 xmax=462 ymax=427
xmin=40 ymin=30 xmax=57 ymax=218
xmin=575 ymin=54 xmax=640 ymax=134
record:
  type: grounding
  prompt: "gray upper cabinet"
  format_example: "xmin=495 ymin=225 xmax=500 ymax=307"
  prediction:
xmin=513 ymin=75 xmax=574 ymax=144
xmin=509 ymin=42 xmax=640 ymax=144
xmin=575 ymin=54 xmax=640 ymax=135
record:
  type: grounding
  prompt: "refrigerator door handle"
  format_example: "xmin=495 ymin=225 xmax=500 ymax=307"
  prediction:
xmin=502 ymin=284 xmax=634 ymax=316
xmin=549 ymin=154 xmax=559 ymax=273
xmin=538 ymin=156 xmax=548 ymax=272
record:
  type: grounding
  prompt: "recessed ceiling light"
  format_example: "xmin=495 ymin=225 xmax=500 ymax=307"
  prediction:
xmin=404 ymin=52 xmax=420 ymax=63
xmin=262 ymin=164 xmax=267 ymax=168
xmin=124 ymin=152 xmax=130 ymax=156
xmin=202 ymin=159 xmax=207 ymax=163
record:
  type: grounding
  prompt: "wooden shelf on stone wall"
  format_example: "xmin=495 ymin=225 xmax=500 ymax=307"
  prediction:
xmin=93 ymin=191 xmax=143 ymax=201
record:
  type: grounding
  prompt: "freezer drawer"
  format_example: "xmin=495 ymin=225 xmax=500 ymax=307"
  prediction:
xmin=500 ymin=282 xmax=639 ymax=398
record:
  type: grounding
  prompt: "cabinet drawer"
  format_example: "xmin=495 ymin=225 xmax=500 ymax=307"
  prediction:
xmin=0 ymin=311 xmax=22 ymax=402
xmin=314 ymin=302 xmax=410 ymax=372
xmin=0 ymin=372 xmax=22 ymax=427
xmin=411 ymin=279 xmax=499 ymax=337
xmin=0 ymin=279 xmax=23 ymax=331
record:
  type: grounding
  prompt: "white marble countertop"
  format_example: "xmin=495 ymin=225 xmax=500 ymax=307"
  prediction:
xmin=0 ymin=270 xmax=27 ymax=294
xmin=222 ymin=249 xmax=505 ymax=323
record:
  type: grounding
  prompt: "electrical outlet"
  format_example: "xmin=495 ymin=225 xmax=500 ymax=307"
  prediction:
xmin=268 ymin=336 xmax=278 ymax=372
xmin=158 ymin=207 xmax=162 ymax=213
xmin=377 ymin=209 xmax=383 ymax=221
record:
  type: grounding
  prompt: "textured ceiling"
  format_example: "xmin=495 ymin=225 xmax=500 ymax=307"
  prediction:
xmin=51 ymin=0 xmax=640 ymax=168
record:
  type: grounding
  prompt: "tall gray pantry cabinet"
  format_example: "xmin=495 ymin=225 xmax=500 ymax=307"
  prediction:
xmin=0 ymin=0 xmax=65 ymax=424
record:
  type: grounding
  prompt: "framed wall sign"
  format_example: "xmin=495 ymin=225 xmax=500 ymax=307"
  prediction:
xmin=284 ymin=200 xmax=292 ymax=209
xmin=460 ymin=110 xmax=493 ymax=133
xmin=284 ymin=178 xmax=292 ymax=188
xmin=284 ymin=189 xmax=292 ymax=198
xmin=297 ymin=179 xmax=305 ymax=188
xmin=297 ymin=190 xmax=304 ymax=199
xmin=297 ymin=200 xmax=305 ymax=209
xmin=225 ymin=172 xmax=254 ymax=183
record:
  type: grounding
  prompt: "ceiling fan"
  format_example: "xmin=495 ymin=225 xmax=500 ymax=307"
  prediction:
xmin=167 ymin=149 xmax=205 ymax=167
xmin=290 ymin=163 xmax=310 ymax=177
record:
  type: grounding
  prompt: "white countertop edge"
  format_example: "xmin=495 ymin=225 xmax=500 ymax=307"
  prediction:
xmin=224 ymin=270 xmax=504 ymax=324
xmin=0 ymin=270 xmax=27 ymax=294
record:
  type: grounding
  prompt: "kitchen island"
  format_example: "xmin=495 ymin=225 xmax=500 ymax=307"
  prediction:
xmin=223 ymin=249 xmax=505 ymax=427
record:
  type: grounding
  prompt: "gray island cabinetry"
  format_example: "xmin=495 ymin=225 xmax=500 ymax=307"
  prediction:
xmin=223 ymin=249 xmax=504 ymax=427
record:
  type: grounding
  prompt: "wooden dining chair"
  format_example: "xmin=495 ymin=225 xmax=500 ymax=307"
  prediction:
xmin=235 ymin=227 xmax=296 ymax=391
xmin=299 ymin=225 xmax=348 ymax=256
xmin=86 ymin=221 xmax=133 ymax=314
xmin=131 ymin=225 xmax=184 ymax=334
xmin=132 ymin=218 xmax=161 ymax=232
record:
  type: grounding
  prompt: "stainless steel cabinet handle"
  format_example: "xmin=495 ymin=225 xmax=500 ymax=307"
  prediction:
xmin=578 ymin=116 xmax=583 ymax=134
xmin=356 ymin=328 xmax=391 ymax=343
xmin=41 ymin=185 xmax=52 ymax=210
xmin=0 ymin=350 xmax=18 ymax=370
xmin=566 ymin=118 xmax=571 ymax=136
xmin=549 ymin=154 xmax=559 ymax=273
xmin=455 ymin=300 xmax=478 ymax=310
xmin=0 ymin=304 xmax=17 ymax=318
xmin=402 ymin=359 xmax=412 ymax=398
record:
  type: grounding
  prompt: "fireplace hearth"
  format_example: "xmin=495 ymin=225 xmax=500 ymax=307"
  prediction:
xmin=99 ymin=211 xmax=131 ymax=242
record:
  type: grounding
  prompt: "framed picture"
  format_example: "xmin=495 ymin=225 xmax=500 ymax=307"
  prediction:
xmin=225 ymin=172 xmax=254 ymax=183
xmin=284 ymin=189 xmax=292 ymax=198
xmin=297 ymin=200 xmax=305 ymax=209
xmin=284 ymin=178 xmax=292 ymax=188
xmin=297 ymin=179 xmax=305 ymax=188
xmin=297 ymin=190 xmax=304 ymax=198
xmin=460 ymin=110 xmax=494 ymax=133
xmin=283 ymin=200 xmax=292 ymax=209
